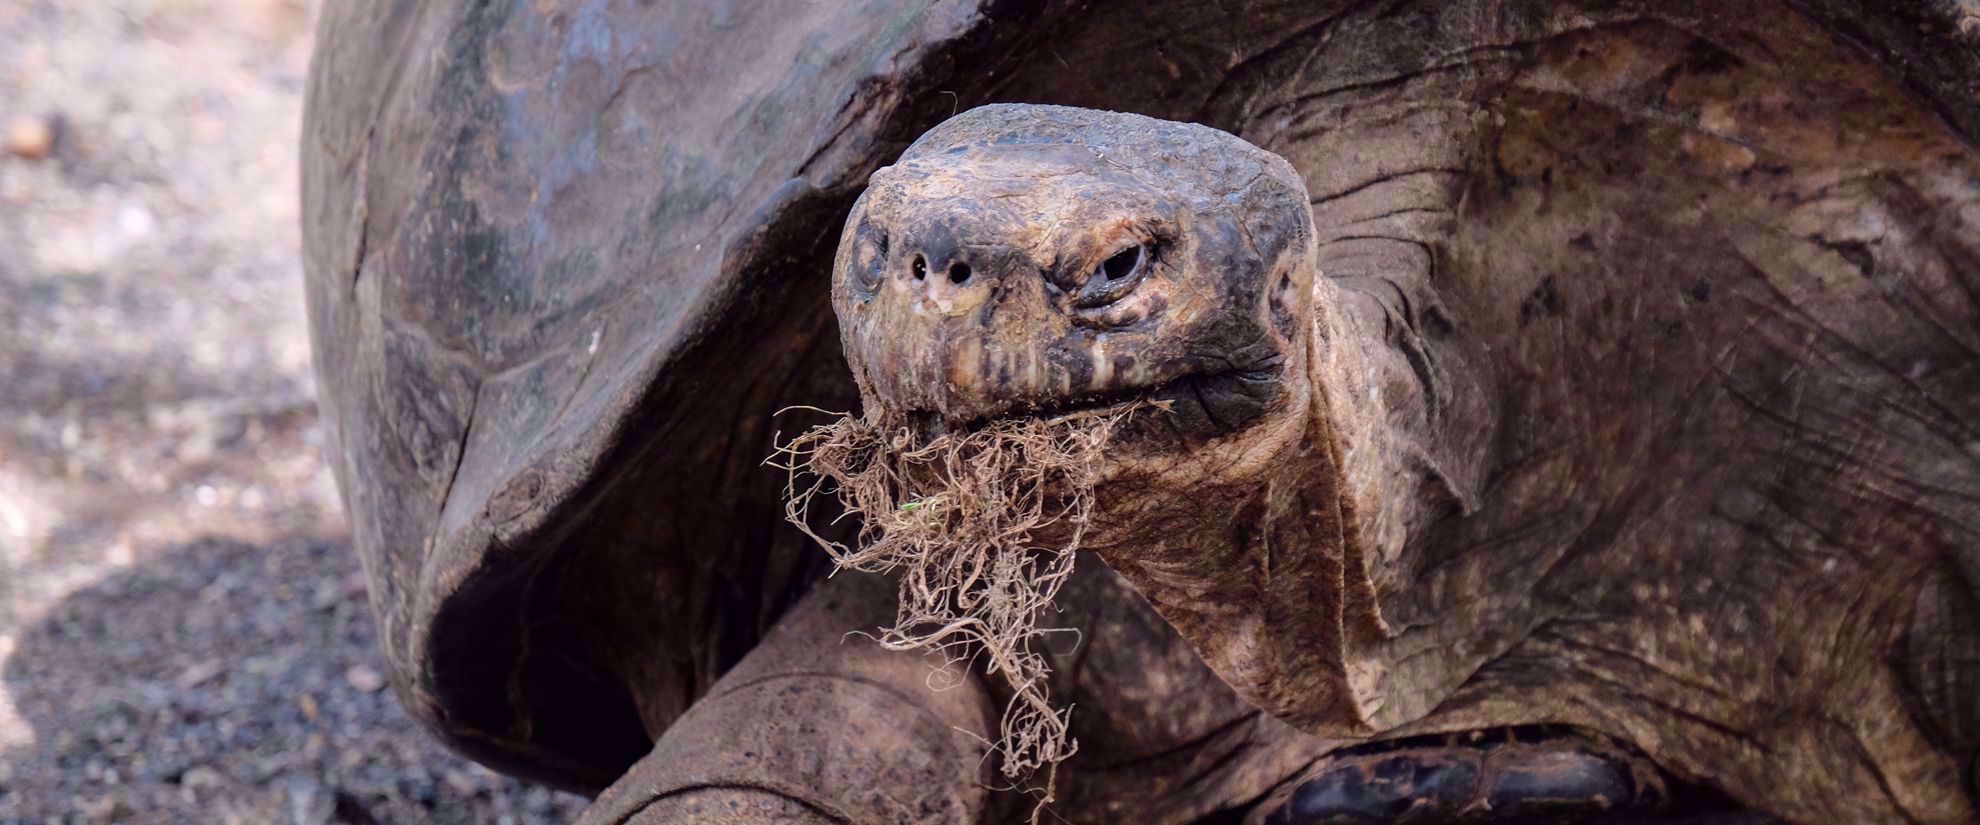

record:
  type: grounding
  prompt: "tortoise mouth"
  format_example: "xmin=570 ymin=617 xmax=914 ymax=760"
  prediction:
xmin=898 ymin=358 xmax=1288 ymax=441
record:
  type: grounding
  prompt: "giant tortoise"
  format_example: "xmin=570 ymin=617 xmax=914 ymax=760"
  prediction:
xmin=301 ymin=2 xmax=1980 ymax=823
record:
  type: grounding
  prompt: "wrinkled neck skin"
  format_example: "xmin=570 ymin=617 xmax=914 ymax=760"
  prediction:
xmin=1085 ymin=267 xmax=1466 ymax=737
xmin=1078 ymin=17 xmax=1980 ymax=818
xmin=801 ymin=5 xmax=1980 ymax=823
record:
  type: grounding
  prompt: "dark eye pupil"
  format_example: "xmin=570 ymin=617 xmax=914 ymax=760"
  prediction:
xmin=860 ymin=230 xmax=889 ymax=284
xmin=1102 ymin=245 xmax=1142 ymax=281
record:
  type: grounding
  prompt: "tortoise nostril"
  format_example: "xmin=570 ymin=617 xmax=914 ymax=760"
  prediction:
xmin=948 ymin=262 xmax=972 ymax=285
xmin=912 ymin=255 xmax=928 ymax=280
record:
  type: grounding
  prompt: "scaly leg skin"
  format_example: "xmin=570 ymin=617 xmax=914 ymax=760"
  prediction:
xmin=576 ymin=572 xmax=996 ymax=825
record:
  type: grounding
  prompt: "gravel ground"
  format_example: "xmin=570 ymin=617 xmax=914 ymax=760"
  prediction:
xmin=0 ymin=2 xmax=586 ymax=822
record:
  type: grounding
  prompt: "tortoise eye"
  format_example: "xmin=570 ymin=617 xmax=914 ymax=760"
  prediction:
xmin=1077 ymin=243 xmax=1149 ymax=308
xmin=853 ymin=224 xmax=888 ymax=290
xmin=1101 ymin=245 xmax=1141 ymax=281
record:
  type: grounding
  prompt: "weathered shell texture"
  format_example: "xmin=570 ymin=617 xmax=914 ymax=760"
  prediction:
xmin=301 ymin=0 xmax=1980 ymax=805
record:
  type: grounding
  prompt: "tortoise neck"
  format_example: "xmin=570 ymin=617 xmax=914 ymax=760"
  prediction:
xmin=1079 ymin=273 xmax=1499 ymax=735
xmin=1306 ymin=273 xmax=1490 ymax=595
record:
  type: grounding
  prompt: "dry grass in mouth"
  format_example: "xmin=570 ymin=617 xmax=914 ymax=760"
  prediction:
xmin=775 ymin=401 xmax=1161 ymax=810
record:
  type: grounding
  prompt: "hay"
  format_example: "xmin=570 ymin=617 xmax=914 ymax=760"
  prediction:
xmin=776 ymin=401 xmax=1156 ymax=809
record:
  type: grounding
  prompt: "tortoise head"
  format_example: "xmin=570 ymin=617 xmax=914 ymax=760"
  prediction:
xmin=831 ymin=105 xmax=1318 ymax=508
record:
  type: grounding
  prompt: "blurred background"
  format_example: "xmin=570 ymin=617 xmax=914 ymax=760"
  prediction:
xmin=0 ymin=2 xmax=583 ymax=822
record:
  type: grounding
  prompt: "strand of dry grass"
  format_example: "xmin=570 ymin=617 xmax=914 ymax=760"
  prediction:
xmin=774 ymin=402 xmax=1157 ymax=815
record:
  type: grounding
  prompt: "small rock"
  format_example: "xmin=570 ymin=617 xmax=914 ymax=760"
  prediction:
xmin=286 ymin=777 xmax=379 ymax=825
xmin=299 ymin=693 xmax=320 ymax=721
xmin=343 ymin=664 xmax=385 ymax=693
xmin=175 ymin=659 xmax=226 ymax=690
xmin=442 ymin=769 xmax=478 ymax=798
xmin=77 ymin=794 xmax=128 ymax=821
xmin=286 ymin=778 xmax=334 ymax=825
xmin=310 ymin=578 xmax=343 ymax=611
xmin=3 ymin=113 xmax=56 ymax=159
xmin=181 ymin=765 xmax=224 ymax=791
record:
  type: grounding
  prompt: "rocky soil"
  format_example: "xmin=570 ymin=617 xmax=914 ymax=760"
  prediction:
xmin=0 ymin=2 xmax=586 ymax=822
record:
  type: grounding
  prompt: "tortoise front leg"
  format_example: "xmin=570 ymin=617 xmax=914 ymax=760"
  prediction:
xmin=577 ymin=572 xmax=996 ymax=824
